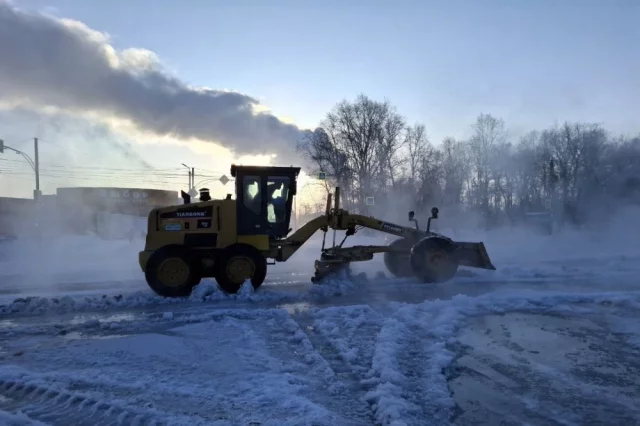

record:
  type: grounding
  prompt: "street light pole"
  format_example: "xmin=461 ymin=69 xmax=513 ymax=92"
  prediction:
xmin=34 ymin=137 xmax=40 ymax=199
xmin=181 ymin=163 xmax=198 ymax=197
xmin=0 ymin=137 xmax=41 ymax=200
xmin=181 ymin=163 xmax=191 ymax=191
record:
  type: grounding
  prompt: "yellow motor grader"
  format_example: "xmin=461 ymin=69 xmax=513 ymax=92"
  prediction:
xmin=138 ymin=164 xmax=496 ymax=297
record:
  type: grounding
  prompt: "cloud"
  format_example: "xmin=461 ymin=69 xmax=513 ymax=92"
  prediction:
xmin=0 ymin=1 xmax=310 ymax=163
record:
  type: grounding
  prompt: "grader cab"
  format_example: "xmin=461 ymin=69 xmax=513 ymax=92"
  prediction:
xmin=139 ymin=164 xmax=496 ymax=298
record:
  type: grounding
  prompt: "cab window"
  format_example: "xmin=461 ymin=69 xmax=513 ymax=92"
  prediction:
xmin=267 ymin=176 xmax=290 ymax=223
xmin=242 ymin=175 xmax=262 ymax=215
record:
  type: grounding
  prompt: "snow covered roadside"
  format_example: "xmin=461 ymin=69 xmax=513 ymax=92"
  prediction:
xmin=1 ymin=289 xmax=638 ymax=425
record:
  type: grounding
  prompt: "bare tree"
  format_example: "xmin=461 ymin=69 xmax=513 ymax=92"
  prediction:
xmin=298 ymin=94 xmax=406 ymax=212
xmin=468 ymin=113 xmax=507 ymax=217
xmin=301 ymin=93 xmax=639 ymax=229
xmin=440 ymin=137 xmax=470 ymax=208
xmin=403 ymin=124 xmax=429 ymax=190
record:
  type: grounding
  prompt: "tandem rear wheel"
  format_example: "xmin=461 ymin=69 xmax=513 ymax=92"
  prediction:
xmin=145 ymin=245 xmax=202 ymax=298
xmin=214 ymin=244 xmax=267 ymax=294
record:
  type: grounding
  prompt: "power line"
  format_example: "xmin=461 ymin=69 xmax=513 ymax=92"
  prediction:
xmin=0 ymin=157 xmax=231 ymax=177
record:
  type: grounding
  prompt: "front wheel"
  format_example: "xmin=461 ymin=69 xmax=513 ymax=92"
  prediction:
xmin=215 ymin=244 xmax=267 ymax=294
xmin=383 ymin=238 xmax=414 ymax=278
xmin=410 ymin=237 xmax=458 ymax=283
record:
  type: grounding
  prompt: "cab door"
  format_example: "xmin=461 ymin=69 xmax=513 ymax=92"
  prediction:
xmin=236 ymin=174 xmax=268 ymax=235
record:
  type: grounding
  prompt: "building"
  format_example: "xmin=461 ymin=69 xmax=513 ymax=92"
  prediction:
xmin=54 ymin=187 xmax=179 ymax=238
xmin=55 ymin=187 xmax=178 ymax=215
xmin=0 ymin=187 xmax=179 ymax=239
xmin=0 ymin=196 xmax=35 ymax=239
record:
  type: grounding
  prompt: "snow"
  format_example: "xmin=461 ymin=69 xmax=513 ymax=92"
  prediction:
xmin=1 ymin=289 xmax=638 ymax=425
xmin=0 ymin=223 xmax=639 ymax=424
xmin=0 ymin=409 xmax=48 ymax=426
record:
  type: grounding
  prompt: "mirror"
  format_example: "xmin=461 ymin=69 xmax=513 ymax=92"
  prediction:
xmin=181 ymin=190 xmax=191 ymax=205
xmin=408 ymin=211 xmax=415 ymax=221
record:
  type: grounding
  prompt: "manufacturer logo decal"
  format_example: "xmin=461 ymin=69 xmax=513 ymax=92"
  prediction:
xmin=381 ymin=222 xmax=403 ymax=233
xmin=176 ymin=211 xmax=207 ymax=218
xmin=160 ymin=206 xmax=213 ymax=219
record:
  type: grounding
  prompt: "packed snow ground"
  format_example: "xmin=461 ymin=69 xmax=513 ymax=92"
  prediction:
xmin=0 ymin=215 xmax=639 ymax=425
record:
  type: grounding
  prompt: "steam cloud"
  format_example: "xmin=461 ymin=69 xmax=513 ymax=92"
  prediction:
xmin=0 ymin=2 xmax=309 ymax=161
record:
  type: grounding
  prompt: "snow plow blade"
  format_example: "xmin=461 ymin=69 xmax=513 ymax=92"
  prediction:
xmin=454 ymin=242 xmax=496 ymax=270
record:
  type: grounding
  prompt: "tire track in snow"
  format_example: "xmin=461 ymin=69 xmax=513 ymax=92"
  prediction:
xmin=297 ymin=303 xmax=459 ymax=426
xmin=263 ymin=310 xmax=375 ymax=425
xmin=0 ymin=378 xmax=172 ymax=426
xmin=290 ymin=305 xmax=429 ymax=426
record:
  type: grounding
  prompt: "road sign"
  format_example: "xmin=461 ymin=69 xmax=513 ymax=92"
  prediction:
xmin=365 ymin=196 xmax=374 ymax=206
xmin=219 ymin=175 xmax=230 ymax=185
xmin=317 ymin=172 xmax=326 ymax=180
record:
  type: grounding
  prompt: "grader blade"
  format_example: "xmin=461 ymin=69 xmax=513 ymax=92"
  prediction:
xmin=311 ymin=259 xmax=351 ymax=283
xmin=311 ymin=245 xmax=392 ymax=283
xmin=454 ymin=242 xmax=496 ymax=270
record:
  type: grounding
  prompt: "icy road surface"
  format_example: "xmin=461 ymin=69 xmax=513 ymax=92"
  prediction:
xmin=0 ymin=227 xmax=639 ymax=426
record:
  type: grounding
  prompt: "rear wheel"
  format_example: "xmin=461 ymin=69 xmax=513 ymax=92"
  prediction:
xmin=215 ymin=244 xmax=267 ymax=294
xmin=384 ymin=238 xmax=414 ymax=278
xmin=410 ymin=237 xmax=458 ymax=283
xmin=145 ymin=245 xmax=202 ymax=298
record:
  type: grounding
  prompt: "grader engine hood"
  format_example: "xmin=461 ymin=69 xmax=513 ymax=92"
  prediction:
xmin=453 ymin=241 xmax=496 ymax=270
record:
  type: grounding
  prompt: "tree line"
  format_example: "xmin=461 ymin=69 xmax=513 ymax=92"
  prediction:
xmin=296 ymin=94 xmax=640 ymax=229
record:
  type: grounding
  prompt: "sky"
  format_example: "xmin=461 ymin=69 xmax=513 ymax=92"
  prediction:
xmin=0 ymin=0 xmax=638 ymax=201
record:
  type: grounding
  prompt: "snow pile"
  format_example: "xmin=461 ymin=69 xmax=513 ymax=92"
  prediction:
xmin=363 ymin=317 xmax=426 ymax=424
xmin=188 ymin=280 xmax=302 ymax=304
xmin=309 ymin=269 xmax=357 ymax=297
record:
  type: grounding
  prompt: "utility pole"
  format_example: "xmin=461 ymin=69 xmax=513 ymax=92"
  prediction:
xmin=0 ymin=138 xmax=40 ymax=200
xmin=181 ymin=163 xmax=191 ymax=191
xmin=34 ymin=137 xmax=40 ymax=200
xmin=182 ymin=163 xmax=198 ymax=197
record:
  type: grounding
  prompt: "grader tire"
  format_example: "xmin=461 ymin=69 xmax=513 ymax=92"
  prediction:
xmin=145 ymin=245 xmax=202 ymax=298
xmin=410 ymin=237 xmax=458 ymax=283
xmin=215 ymin=244 xmax=267 ymax=294
xmin=383 ymin=238 xmax=414 ymax=278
